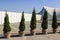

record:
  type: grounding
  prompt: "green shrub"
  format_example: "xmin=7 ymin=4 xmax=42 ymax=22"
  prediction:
xmin=52 ymin=10 xmax=58 ymax=29
xmin=41 ymin=9 xmax=48 ymax=29
xmin=3 ymin=11 xmax=11 ymax=33
xmin=30 ymin=8 xmax=36 ymax=30
xmin=19 ymin=11 xmax=25 ymax=32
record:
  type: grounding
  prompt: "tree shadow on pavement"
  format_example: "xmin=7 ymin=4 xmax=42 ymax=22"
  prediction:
xmin=11 ymin=33 xmax=19 ymax=37
xmin=24 ymin=33 xmax=33 ymax=36
xmin=36 ymin=33 xmax=44 ymax=35
xmin=0 ymin=34 xmax=5 ymax=39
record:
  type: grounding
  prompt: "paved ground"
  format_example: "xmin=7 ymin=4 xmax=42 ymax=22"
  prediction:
xmin=0 ymin=21 xmax=60 ymax=40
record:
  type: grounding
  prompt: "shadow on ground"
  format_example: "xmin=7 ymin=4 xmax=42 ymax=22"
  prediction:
xmin=0 ymin=36 xmax=5 ymax=39
xmin=0 ymin=34 xmax=5 ymax=39
xmin=0 ymin=32 xmax=60 ymax=39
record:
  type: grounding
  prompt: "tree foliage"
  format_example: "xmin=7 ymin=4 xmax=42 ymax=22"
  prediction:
xmin=41 ymin=9 xmax=48 ymax=29
xmin=52 ymin=10 xmax=58 ymax=29
xmin=30 ymin=8 xmax=36 ymax=30
xmin=3 ymin=11 xmax=11 ymax=33
xmin=19 ymin=11 xmax=25 ymax=32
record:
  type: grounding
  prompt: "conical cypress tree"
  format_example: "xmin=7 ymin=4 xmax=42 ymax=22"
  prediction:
xmin=52 ymin=10 xmax=58 ymax=33
xmin=41 ymin=9 xmax=48 ymax=29
xmin=41 ymin=9 xmax=48 ymax=34
xmin=19 ymin=11 xmax=25 ymax=32
xmin=52 ymin=10 xmax=58 ymax=29
xmin=30 ymin=8 xmax=36 ymax=30
xmin=3 ymin=11 xmax=11 ymax=33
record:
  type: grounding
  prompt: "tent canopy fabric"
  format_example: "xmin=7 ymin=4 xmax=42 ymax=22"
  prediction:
xmin=38 ymin=6 xmax=60 ymax=20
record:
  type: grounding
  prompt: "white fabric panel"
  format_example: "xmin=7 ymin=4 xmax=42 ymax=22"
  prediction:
xmin=36 ymin=15 xmax=41 ymax=20
xmin=24 ymin=14 xmax=32 ymax=21
xmin=1 ymin=12 xmax=5 ymax=24
xmin=0 ymin=11 xmax=41 ymax=24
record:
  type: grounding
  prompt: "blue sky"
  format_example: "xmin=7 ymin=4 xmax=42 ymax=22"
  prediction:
xmin=0 ymin=0 xmax=60 ymax=13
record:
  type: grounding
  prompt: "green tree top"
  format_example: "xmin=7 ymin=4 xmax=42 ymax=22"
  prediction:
xmin=52 ymin=9 xmax=58 ymax=29
xmin=3 ymin=11 xmax=11 ymax=33
xmin=19 ymin=11 xmax=25 ymax=32
xmin=41 ymin=9 xmax=48 ymax=29
xmin=30 ymin=8 xmax=36 ymax=30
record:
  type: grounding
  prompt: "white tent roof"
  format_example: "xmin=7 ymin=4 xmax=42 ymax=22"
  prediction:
xmin=38 ymin=6 xmax=60 ymax=20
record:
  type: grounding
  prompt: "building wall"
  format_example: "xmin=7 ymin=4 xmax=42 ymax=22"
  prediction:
xmin=0 ymin=11 xmax=41 ymax=24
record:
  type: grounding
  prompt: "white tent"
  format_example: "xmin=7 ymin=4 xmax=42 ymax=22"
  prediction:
xmin=0 ymin=11 xmax=41 ymax=24
xmin=38 ymin=6 xmax=60 ymax=20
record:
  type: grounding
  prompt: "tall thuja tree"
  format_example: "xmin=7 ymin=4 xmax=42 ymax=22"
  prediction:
xmin=30 ymin=8 xmax=36 ymax=35
xmin=52 ymin=9 xmax=58 ymax=33
xmin=3 ymin=11 xmax=11 ymax=38
xmin=41 ymin=9 xmax=48 ymax=34
xmin=19 ymin=11 xmax=25 ymax=36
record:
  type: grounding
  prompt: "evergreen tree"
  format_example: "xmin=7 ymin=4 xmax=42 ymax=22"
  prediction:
xmin=19 ymin=11 xmax=25 ymax=32
xmin=3 ymin=11 xmax=11 ymax=33
xmin=30 ymin=8 xmax=36 ymax=30
xmin=41 ymin=9 xmax=48 ymax=30
xmin=52 ymin=10 xmax=58 ymax=29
